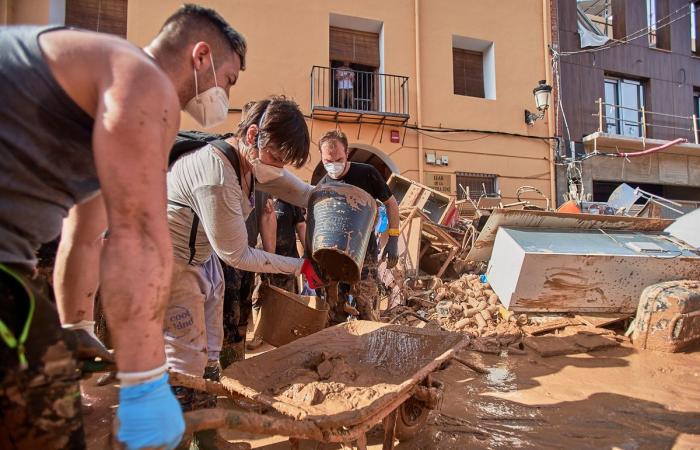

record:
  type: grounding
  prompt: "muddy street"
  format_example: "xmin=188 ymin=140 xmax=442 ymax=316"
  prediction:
xmin=83 ymin=341 xmax=700 ymax=449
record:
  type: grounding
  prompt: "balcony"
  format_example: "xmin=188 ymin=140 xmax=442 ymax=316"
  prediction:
xmin=310 ymin=65 xmax=410 ymax=126
xmin=584 ymin=98 xmax=700 ymax=156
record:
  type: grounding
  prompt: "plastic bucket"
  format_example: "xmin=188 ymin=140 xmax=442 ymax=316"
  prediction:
xmin=258 ymin=284 xmax=328 ymax=347
xmin=306 ymin=182 xmax=378 ymax=282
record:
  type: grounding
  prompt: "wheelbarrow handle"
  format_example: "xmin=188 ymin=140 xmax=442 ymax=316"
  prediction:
xmin=183 ymin=408 xmax=324 ymax=441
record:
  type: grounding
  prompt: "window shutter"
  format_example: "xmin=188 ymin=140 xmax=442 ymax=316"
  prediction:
xmin=65 ymin=0 xmax=128 ymax=38
xmin=453 ymin=48 xmax=484 ymax=98
xmin=330 ymin=27 xmax=380 ymax=67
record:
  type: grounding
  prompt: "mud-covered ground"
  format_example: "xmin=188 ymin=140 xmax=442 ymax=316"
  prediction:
xmin=84 ymin=341 xmax=700 ymax=449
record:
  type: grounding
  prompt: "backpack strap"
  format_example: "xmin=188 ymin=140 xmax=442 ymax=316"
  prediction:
xmin=209 ymin=139 xmax=244 ymax=191
xmin=168 ymin=139 xmax=249 ymax=266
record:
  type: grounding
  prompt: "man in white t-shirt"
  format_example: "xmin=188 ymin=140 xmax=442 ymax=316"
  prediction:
xmin=335 ymin=61 xmax=355 ymax=109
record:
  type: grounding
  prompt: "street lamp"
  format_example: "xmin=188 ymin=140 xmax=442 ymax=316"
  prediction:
xmin=524 ymin=80 xmax=552 ymax=126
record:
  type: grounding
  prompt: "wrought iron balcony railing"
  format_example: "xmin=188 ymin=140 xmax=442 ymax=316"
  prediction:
xmin=310 ymin=65 xmax=409 ymax=119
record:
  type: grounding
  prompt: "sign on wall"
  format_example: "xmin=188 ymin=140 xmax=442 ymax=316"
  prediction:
xmin=424 ymin=172 xmax=453 ymax=194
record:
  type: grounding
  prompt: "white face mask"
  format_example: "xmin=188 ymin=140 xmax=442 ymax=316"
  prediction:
xmin=184 ymin=53 xmax=229 ymax=129
xmin=324 ymin=161 xmax=346 ymax=179
xmin=251 ymin=159 xmax=284 ymax=183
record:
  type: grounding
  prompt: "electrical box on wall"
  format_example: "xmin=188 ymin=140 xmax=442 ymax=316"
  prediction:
xmin=425 ymin=152 xmax=436 ymax=164
xmin=441 ymin=155 xmax=449 ymax=165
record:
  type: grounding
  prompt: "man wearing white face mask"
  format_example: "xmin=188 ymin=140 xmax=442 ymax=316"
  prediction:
xmin=0 ymin=4 xmax=246 ymax=450
xmin=317 ymin=130 xmax=400 ymax=321
xmin=163 ymin=97 xmax=324 ymax=442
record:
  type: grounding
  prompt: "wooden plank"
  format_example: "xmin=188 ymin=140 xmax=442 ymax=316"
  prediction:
xmin=522 ymin=318 xmax=581 ymax=336
xmin=574 ymin=313 xmax=631 ymax=328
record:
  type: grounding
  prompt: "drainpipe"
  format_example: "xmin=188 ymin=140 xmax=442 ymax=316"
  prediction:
xmin=414 ymin=0 xmax=424 ymax=184
xmin=542 ymin=0 xmax=557 ymax=207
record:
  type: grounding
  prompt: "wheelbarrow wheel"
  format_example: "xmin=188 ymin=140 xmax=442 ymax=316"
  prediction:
xmin=394 ymin=396 xmax=430 ymax=441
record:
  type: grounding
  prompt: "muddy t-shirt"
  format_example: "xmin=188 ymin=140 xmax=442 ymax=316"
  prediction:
xmin=318 ymin=162 xmax=392 ymax=258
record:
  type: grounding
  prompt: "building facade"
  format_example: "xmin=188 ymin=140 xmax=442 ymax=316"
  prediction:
xmin=554 ymin=0 xmax=700 ymax=211
xmin=3 ymin=0 xmax=557 ymax=207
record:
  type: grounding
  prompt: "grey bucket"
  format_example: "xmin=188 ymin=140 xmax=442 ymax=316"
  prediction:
xmin=307 ymin=182 xmax=378 ymax=282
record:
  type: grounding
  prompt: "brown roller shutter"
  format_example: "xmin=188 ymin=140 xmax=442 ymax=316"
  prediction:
xmin=453 ymin=48 xmax=484 ymax=98
xmin=330 ymin=26 xmax=379 ymax=68
xmin=65 ymin=0 xmax=128 ymax=38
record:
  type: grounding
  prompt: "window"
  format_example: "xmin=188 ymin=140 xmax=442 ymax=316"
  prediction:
xmin=456 ymin=173 xmax=498 ymax=200
xmin=692 ymin=1 xmax=698 ymax=55
xmin=65 ymin=0 xmax=128 ymax=38
xmin=694 ymin=91 xmax=700 ymax=143
xmin=452 ymin=35 xmax=496 ymax=99
xmin=604 ymin=77 xmax=645 ymax=137
xmin=577 ymin=0 xmax=614 ymax=39
xmin=329 ymin=26 xmax=380 ymax=111
xmin=453 ymin=48 xmax=484 ymax=98
xmin=646 ymin=0 xmax=657 ymax=47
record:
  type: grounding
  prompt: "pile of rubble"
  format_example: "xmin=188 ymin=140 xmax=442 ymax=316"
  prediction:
xmin=386 ymin=273 xmax=528 ymax=353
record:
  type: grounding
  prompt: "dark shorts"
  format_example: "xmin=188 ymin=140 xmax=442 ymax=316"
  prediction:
xmin=0 ymin=264 xmax=84 ymax=450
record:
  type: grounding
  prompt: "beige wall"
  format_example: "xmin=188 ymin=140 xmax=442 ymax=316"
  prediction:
xmin=6 ymin=0 xmax=555 ymax=205
xmin=1 ymin=0 xmax=65 ymax=25
xmin=127 ymin=0 xmax=554 ymax=203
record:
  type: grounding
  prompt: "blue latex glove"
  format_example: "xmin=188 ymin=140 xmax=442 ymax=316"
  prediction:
xmin=116 ymin=372 xmax=185 ymax=450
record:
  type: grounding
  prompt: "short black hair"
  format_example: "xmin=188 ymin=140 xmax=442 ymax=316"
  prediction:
xmin=238 ymin=96 xmax=310 ymax=168
xmin=159 ymin=4 xmax=247 ymax=69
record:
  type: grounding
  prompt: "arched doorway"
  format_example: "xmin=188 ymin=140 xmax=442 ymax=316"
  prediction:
xmin=311 ymin=143 xmax=397 ymax=184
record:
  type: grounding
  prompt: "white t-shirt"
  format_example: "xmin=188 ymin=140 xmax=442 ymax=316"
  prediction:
xmin=166 ymin=144 xmax=312 ymax=273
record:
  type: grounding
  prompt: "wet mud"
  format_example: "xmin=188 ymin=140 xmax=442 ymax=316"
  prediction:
xmin=83 ymin=340 xmax=700 ymax=450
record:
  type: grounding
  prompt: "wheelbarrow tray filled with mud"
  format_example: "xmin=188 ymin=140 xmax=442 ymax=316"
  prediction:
xmin=180 ymin=321 xmax=468 ymax=447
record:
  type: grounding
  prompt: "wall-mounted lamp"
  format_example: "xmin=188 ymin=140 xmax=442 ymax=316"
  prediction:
xmin=524 ymin=80 xmax=552 ymax=126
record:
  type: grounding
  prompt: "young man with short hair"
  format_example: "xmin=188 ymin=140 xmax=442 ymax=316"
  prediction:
xmin=0 ymin=4 xmax=245 ymax=449
xmin=163 ymin=98 xmax=322 ymax=445
xmin=317 ymin=130 xmax=400 ymax=321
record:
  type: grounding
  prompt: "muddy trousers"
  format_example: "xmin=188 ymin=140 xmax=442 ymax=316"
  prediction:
xmin=220 ymin=265 xmax=255 ymax=366
xmin=165 ymin=257 xmax=224 ymax=378
xmin=0 ymin=264 xmax=84 ymax=450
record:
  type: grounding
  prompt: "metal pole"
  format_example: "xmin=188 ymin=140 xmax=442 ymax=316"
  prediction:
xmin=693 ymin=114 xmax=698 ymax=144
xmin=598 ymin=97 xmax=603 ymax=133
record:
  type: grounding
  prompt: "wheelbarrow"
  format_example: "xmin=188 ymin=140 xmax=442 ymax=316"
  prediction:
xmin=171 ymin=320 xmax=469 ymax=449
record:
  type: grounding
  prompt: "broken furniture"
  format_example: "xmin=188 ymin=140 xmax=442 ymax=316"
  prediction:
xmin=396 ymin=207 xmax=461 ymax=278
xmin=388 ymin=174 xmax=456 ymax=226
xmin=173 ymin=321 xmax=468 ymax=449
xmin=486 ymin=227 xmax=700 ymax=313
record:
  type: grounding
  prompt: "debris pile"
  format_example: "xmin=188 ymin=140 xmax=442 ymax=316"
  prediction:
xmin=386 ymin=274 xmax=528 ymax=353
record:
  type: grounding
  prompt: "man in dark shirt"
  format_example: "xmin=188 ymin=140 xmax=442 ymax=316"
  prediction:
xmin=316 ymin=130 xmax=400 ymax=321
xmin=268 ymin=199 xmax=306 ymax=292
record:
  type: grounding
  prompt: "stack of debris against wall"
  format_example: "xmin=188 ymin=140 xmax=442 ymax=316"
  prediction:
xmin=381 ymin=177 xmax=700 ymax=357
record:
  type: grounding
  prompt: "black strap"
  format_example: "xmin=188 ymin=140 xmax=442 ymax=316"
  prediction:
xmin=187 ymin=214 xmax=200 ymax=265
xmin=169 ymin=140 xmax=248 ymax=265
xmin=209 ymin=140 xmax=244 ymax=191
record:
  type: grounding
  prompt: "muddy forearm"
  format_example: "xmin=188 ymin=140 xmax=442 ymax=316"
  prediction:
xmin=54 ymin=195 xmax=107 ymax=324
xmin=99 ymin=227 xmax=172 ymax=372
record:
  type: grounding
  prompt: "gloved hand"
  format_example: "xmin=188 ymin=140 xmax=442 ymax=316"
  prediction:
xmin=382 ymin=235 xmax=399 ymax=269
xmin=300 ymin=258 xmax=325 ymax=289
xmin=63 ymin=320 xmax=114 ymax=363
xmin=116 ymin=371 xmax=184 ymax=450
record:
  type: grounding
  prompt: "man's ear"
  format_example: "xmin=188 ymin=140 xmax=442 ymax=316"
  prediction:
xmin=191 ymin=42 xmax=212 ymax=71
xmin=245 ymin=124 xmax=258 ymax=147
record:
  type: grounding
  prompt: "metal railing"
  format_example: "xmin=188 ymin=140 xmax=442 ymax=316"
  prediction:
xmin=310 ymin=66 xmax=409 ymax=117
xmin=593 ymin=98 xmax=699 ymax=145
